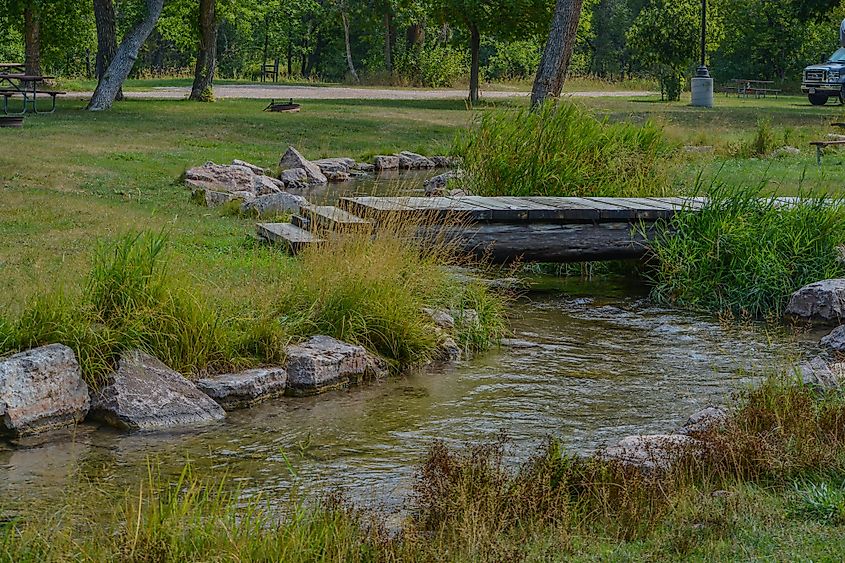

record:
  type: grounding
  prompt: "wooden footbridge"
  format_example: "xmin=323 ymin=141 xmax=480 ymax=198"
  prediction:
xmin=257 ymin=195 xmax=710 ymax=263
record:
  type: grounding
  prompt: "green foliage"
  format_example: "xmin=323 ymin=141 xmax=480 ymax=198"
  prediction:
xmin=394 ymin=43 xmax=467 ymax=87
xmin=648 ymin=183 xmax=845 ymax=318
xmin=484 ymin=38 xmax=542 ymax=81
xmin=792 ymin=481 xmax=845 ymax=523
xmin=455 ymin=99 xmax=676 ymax=198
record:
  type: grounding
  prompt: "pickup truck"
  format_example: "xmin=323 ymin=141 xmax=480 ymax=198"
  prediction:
xmin=802 ymin=47 xmax=845 ymax=105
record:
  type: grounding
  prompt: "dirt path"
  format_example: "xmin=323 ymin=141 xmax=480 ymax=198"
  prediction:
xmin=66 ymin=84 xmax=655 ymax=101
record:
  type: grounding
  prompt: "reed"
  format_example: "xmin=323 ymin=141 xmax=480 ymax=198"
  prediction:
xmin=454 ymin=99 xmax=677 ymax=198
xmin=647 ymin=182 xmax=845 ymax=318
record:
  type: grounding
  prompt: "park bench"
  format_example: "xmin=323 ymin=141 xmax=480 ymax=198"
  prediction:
xmin=810 ymin=139 xmax=845 ymax=165
xmin=0 ymin=88 xmax=66 ymax=114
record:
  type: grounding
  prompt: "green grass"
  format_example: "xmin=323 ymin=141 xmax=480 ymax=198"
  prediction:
xmin=5 ymin=375 xmax=845 ymax=561
xmin=454 ymin=99 xmax=678 ymax=198
xmin=647 ymin=182 xmax=845 ymax=318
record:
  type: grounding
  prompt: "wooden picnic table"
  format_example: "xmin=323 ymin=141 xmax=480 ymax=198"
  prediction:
xmin=0 ymin=63 xmax=25 ymax=72
xmin=724 ymin=79 xmax=781 ymax=98
xmin=0 ymin=72 xmax=64 ymax=114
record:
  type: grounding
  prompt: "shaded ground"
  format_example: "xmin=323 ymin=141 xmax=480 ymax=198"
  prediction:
xmin=66 ymin=84 xmax=656 ymax=100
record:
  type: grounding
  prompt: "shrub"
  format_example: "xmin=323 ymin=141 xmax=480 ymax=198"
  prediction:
xmin=394 ymin=44 xmax=467 ymax=88
xmin=647 ymin=183 xmax=845 ymax=318
xmin=484 ymin=39 xmax=541 ymax=81
xmin=455 ymin=100 xmax=677 ymax=198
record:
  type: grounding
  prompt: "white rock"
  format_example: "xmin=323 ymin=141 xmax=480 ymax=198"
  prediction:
xmin=0 ymin=344 xmax=89 ymax=438
xmin=232 ymin=159 xmax=265 ymax=174
xmin=89 ymin=350 xmax=225 ymax=432
xmin=285 ymin=336 xmax=368 ymax=396
xmin=278 ymin=146 xmax=328 ymax=185
xmin=196 ymin=368 xmax=288 ymax=411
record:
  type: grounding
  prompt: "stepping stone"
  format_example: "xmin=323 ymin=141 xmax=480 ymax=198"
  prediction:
xmin=301 ymin=205 xmax=372 ymax=233
xmin=196 ymin=368 xmax=288 ymax=410
xmin=257 ymin=222 xmax=324 ymax=255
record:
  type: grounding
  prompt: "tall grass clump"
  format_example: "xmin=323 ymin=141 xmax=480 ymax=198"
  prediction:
xmin=271 ymin=213 xmax=506 ymax=369
xmin=454 ymin=99 xmax=677 ymax=198
xmin=648 ymin=183 xmax=845 ymax=318
xmin=0 ymin=232 xmax=283 ymax=387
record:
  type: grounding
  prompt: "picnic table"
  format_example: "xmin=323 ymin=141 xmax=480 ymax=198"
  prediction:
xmin=0 ymin=70 xmax=65 ymax=114
xmin=723 ymin=79 xmax=781 ymax=98
xmin=0 ymin=63 xmax=25 ymax=73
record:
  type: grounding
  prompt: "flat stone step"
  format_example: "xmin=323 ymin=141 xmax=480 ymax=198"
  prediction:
xmin=290 ymin=214 xmax=310 ymax=230
xmin=302 ymin=205 xmax=372 ymax=233
xmin=257 ymin=222 xmax=324 ymax=255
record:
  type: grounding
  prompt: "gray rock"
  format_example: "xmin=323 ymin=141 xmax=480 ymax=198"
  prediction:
xmin=324 ymin=170 xmax=351 ymax=182
xmin=786 ymin=279 xmax=845 ymax=325
xmin=374 ymin=155 xmax=400 ymax=171
xmin=771 ymin=146 xmax=800 ymax=158
xmin=279 ymin=167 xmax=310 ymax=190
xmin=251 ymin=174 xmax=285 ymax=196
xmin=232 ymin=159 xmax=265 ymax=175
xmin=285 ymin=336 xmax=368 ymax=396
xmin=364 ymin=353 xmax=390 ymax=380
xmin=354 ymin=162 xmax=375 ymax=172
xmin=241 ymin=192 xmax=308 ymax=217
xmin=452 ymin=308 xmax=480 ymax=326
xmin=196 ymin=368 xmax=288 ymax=411
xmin=278 ymin=146 xmax=328 ymax=185
xmin=500 ymin=338 xmax=541 ymax=349
xmin=424 ymin=171 xmax=463 ymax=196
xmin=185 ymin=162 xmax=257 ymax=195
xmin=799 ymin=355 xmax=845 ymax=390
xmin=601 ymin=434 xmax=701 ymax=471
xmin=430 ymin=155 xmax=460 ymax=168
xmin=422 ymin=308 xmax=455 ymax=330
xmin=436 ymin=337 xmax=462 ymax=362
xmin=313 ymin=157 xmax=356 ymax=174
xmin=0 ymin=344 xmax=89 ymax=438
xmin=821 ymin=325 xmax=845 ymax=354
xmin=398 ymin=151 xmax=435 ymax=170
xmin=678 ymin=406 xmax=728 ymax=435
xmin=89 ymin=350 xmax=225 ymax=432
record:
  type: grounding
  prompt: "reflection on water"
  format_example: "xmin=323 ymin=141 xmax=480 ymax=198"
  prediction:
xmin=0 ymin=278 xmax=819 ymax=514
xmin=294 ymin=169 xmax=440 ymax=204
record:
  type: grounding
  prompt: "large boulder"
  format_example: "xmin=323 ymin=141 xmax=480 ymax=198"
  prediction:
xmin=89 ymin=351 xmax=225 ymax=431
xmin=677 ymin=406 xmax=728 ymax=435
xmin=278 ymin=146 xmax=328 ymax=185
xmin=185 ymin=162 xmax=283 ymax=207
xmin=821 ymin=325 xmax=845 ymax=355
xmin=398 ymin=151 xmax=435 ymax=170
xmin=240 ymin=192 xmax=308 ymax=217
xmin=280 ymin=167 xmax=310 ymax=190
xmin=285 ymin=336 xmax=368 ymax=396
xmin=786 ymin=280 xmax=845 ymax=325
xmin=313 ymin=157 xmax=356 ymax=174
xmin=430 ymin=155 xmax=460 ymax=168
xmin=0 ymin=344 xmax=89 ymax=438
xmin=196 ymin=368 xmax=288 ymax=411
xmin=374 ymin=155 xmax=400 ymax=171
xmin=601 ymin=434 xmax=701 ymax=471
xmin=231 ymin=159 xmax=265 ymax=175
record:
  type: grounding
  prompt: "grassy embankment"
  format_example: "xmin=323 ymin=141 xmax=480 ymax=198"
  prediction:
xmin=4 ymin=376 xmax=845 ymax=561
xmin=458 ymin=97 xmax=845 ymax=317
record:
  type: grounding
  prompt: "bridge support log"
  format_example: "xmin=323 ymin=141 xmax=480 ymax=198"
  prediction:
xmin=424 ymin=222 xmax=660 ymax=263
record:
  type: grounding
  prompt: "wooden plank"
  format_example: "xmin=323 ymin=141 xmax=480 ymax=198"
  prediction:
xmin=609 ymin=198 xmax=676 ymax=220
xmin=302 ymin=205 xmax=372 ymax=233
xmin=579 ymin=197 xmax=641 ymax=221
xmin=338 ymin=196 xmax=413 ymax=221
xmin=487 ymin=196 xmax=566 ymax=221
xmin=257 ymin=222 xmax=324 ymax=255
xmin=522 ymin=196 xmax=603 ymax=221
xmin=393 ymin=196 xmax=493 ymax=221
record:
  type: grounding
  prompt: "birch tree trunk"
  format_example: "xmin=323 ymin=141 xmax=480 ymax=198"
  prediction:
xmin=24 ymin=3 xmax=41 ymax=76
xmin=468 ymin=23 xmax=480 ymax=104
xmin=530 ymin=0 xmax=584 ymax=108
xmin=341 ymin=11 xmax=359 ymax=83
xmin=93 ymin=0 xmax=123 ymax=101
xmin=189 ymin=0 xmax=217 ymax=101
xmin=87 ymin=0 xmax=164 ymax=111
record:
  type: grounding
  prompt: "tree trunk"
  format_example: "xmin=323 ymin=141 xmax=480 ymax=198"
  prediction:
xmin=88 ymin=0 xmax=165 ymax=111
xmin=383 ymin=12 xmax=392 ymax=72
xmin=468 ymin=23 xmax=480 ymax=104
xmin=190 ymin=0 xmax=217 ymax=101
xmin=406 ymin=23 xmax=425 ymax=48
xmin=341 ymin=12 xmax=359 ymax=83
xmin=24 ymin=3 xmax=41 ymax=76
xmin=93 ymin=0 xmax=123 ymax=101
xmin=530 ymin=0 xmax=584 ymax=108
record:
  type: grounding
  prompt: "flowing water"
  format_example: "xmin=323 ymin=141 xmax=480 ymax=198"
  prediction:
xmin=0 ymin=276 xmax=822 ymax=517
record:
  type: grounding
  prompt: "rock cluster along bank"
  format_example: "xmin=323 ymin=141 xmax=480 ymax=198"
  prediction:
xmin=0 ymin=315 xmax=469 ymax=441
xmin=184 ymin=147 xmax=460 ymax=211
xmin=787 ymin=278 xmax=845 ymax=390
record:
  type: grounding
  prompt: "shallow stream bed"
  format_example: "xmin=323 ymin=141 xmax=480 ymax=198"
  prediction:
xmin=0 ymin=277 xmax=821 ymax=517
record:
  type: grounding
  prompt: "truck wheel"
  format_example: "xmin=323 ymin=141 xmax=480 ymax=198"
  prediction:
xmin=809 ymin=93 xmax=829 ymax=106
